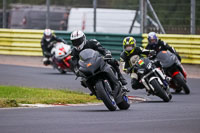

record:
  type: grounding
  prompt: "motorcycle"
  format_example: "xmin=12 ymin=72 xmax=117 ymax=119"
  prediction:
xmin=50 ymin=42 xmax=72 ymax=74
xmin=77 ymin=49 xmax=130 ymax=111
xmin=155 ymin=51 xmax=190 ymax=94
xmin=130 ymin=55 xmax=172 ymax=102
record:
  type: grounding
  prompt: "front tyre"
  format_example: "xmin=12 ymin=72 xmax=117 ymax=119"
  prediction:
xmin=174 ymin=73 xmax=190 ymax=94
xmin=117 ymin=94 xmax=130 ymax=110
xmin=150 ymin=79 xmax=170 ymax=102
xmin=57 ymin=67 xmax=66 ymax=74
xmin=95 ymin=80 xmax=117 ymax=111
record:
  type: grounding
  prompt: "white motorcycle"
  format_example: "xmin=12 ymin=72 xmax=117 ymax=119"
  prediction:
xmin=50 ymin=42 xmax=72 ymax=74
xmin=129 ymin=55 xmax=172 ymax=102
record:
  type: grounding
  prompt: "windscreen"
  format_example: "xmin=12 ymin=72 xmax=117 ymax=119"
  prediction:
xmin=79 ymin=49 xmax=98 ymax=61
xmin=156 ymin=51 xmax=175 ymax=67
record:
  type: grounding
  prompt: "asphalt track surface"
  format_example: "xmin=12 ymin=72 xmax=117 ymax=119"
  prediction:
xmin=0 ymin=64 xmax=200 ymax=133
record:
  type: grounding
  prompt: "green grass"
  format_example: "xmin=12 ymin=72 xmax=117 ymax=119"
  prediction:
xmin=0 ymin=85 xmax=100 ymax=108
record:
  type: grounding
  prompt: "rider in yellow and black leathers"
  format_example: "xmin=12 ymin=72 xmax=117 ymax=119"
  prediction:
xmin=120 ymin=37 xmax=153 ymax=90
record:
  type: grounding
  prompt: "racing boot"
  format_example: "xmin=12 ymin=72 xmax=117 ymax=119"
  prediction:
xmin=43 ymin=57 xmax=51 ymax=66
xmin=122 ymin=86 xmax=130 ymax=92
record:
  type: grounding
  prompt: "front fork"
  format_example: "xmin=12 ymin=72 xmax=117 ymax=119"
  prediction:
xmin=154 ymin=68 xmax=170 ymax=88
xmin=143 ymin=68 xmax=170 ymax=92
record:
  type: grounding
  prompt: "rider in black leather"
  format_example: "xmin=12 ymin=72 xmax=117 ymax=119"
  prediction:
xmin=145 ymin=32 xmax=181 ymax=61
xmin=70 ymin=30 xmax=127 ymax=86
xmin=41 ymin=29 xmax=66 ymax=65
xmin=120 ymin=36 xmax=153 ymax=90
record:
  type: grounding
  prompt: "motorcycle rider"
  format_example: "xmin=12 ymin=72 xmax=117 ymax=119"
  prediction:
xmin=120 ymin=36 xmax=153 ymax=90
xmin=41 ymin=29 xmax=66 ymax=65
xmin=145 ymin=32 xmax=181 ymax=61
xmin=70 ymin=30 xmax=127 ymax=86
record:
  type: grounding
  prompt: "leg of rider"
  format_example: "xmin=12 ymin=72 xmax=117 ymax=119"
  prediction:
xmin=131 ymin=78 xmax=143 ymax=90
xmin=85 ymin=80 xmax=96 ymax=96
xmin=108 ymin=59 xmax=127 ymax=85
xmin=43 ymin=51 xmax=52 ymax=65
xmin=68 ymin=58 xmax=76 ymax=73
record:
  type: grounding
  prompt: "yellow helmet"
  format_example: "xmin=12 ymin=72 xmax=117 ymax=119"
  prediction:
xmin=123 ymin=37 xmax=136 ymax=53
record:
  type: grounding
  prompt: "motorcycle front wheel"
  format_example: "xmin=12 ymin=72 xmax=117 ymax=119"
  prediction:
xmin=52 ymin=61 xmax=66 ymax=74
xmin=150 ymin=79 xmax=170 ymax=102
xmin=95 ymin=80 xmax=117 ymax=111
xmin=117 ymin=94 xmax=130 ymax=110
xmin=57 ymin=67 xmax=66 ymax=74
xmin=174 ymin=73 xmax=190 ymax=94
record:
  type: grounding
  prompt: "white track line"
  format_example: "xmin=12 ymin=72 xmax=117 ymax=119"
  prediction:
xmin=0 ymin=96 xmax=147 ymax=109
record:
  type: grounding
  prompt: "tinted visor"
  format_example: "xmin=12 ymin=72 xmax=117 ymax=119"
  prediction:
xmin=45 ymin=34 xmax=52 ymax=39
xmin=149 ymin=39 xmax=157 ymax=44
xmin=71 ymin=36 xmax=84 ymax=47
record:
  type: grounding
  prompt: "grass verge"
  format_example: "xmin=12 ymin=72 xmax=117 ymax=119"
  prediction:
xmin=0 ymin=85 xmax=100 ymax=108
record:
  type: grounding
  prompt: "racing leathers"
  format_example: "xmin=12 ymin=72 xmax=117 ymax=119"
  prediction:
xmin=145 ymin=39 xmax=181 ymax=61
xmin=41 ymin=35 xmax=66 ymax=58
xmin=120 ymin=47 xmax=152 ymax=90
xmin=71 ymin=39 xmax=127 ymax=86
xmin=41 ymin=35 xmax=66 ymax=65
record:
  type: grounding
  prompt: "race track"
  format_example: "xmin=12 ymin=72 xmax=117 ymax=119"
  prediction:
xmin=0 ymin=64 xmax=200 ymax=133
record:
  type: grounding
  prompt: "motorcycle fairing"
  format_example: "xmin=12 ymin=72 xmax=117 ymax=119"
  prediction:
xmin=156 ymin=51 xmax=177 ymax=68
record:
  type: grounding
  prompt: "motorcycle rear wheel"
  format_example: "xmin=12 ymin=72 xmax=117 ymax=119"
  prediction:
xmin=95 ymin=80 xmax=117 ymax=111
xmin=150 ymin=79 xmax=170 ymax=102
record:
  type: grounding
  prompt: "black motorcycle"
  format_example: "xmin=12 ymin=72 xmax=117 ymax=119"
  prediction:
xmin=131 ymin=55 xmax=172 ymax=102
xmin=77 ymin=49 xmax=130 ymax=111
xmin=155 ymin=51 xmax=190 ymax=94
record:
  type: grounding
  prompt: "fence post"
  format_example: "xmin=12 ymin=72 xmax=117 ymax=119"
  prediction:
xmin=129 ymin=9 xmax=139 ymax=34
xmin=144 ymin=0 xmax=147 ymax=33
xmin=3 ymin=0 xmax=6 ymax=28
xmin=93 ymin=0 xmax=97 ymax=32
xmin=46 ymin=0 xmax=50 ymax=29
xmin=140 ymin=0 xmax=144 ymax=34
xmin=191 ymin=0 xmax=196 ymax=34
xmin=147 ymin=0 xmax=165 ymax=34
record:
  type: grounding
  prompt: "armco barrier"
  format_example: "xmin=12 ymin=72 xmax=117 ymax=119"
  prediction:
xmin=142 ymin=34 xmax=200 ymax=64
xmin=0 ymin=29 xmax=142 ymax=59
xmin=0 ymin=29 xmax=43 ymax=56
xmin=1 ymin=29 xmax=199 ymax=64
xmin=54 ymin=31 xmax=143 ymax=59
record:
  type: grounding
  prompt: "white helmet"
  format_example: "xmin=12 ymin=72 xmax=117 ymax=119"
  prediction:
xmin=70 ymin=30 xmax=86 ymax=51
xmin=44 ymin=29 xmax=52 ymax=42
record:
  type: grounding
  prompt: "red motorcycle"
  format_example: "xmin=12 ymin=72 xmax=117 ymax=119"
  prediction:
xmin=155 ymin=51 xmax=190 ymax=94
xmin=51 ymin=42 xmax=72 ymax=74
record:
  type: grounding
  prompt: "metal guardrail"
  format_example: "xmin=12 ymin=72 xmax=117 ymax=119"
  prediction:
xmin=0 ymin=29 xmax=43 ymax=56
xmin=142 ymin=34 xmax=200 ymax=64
xmin=0 ymin=29 xmax=199 ymax=64
xmin=0 ymin=29 xmax=143 ymax=59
